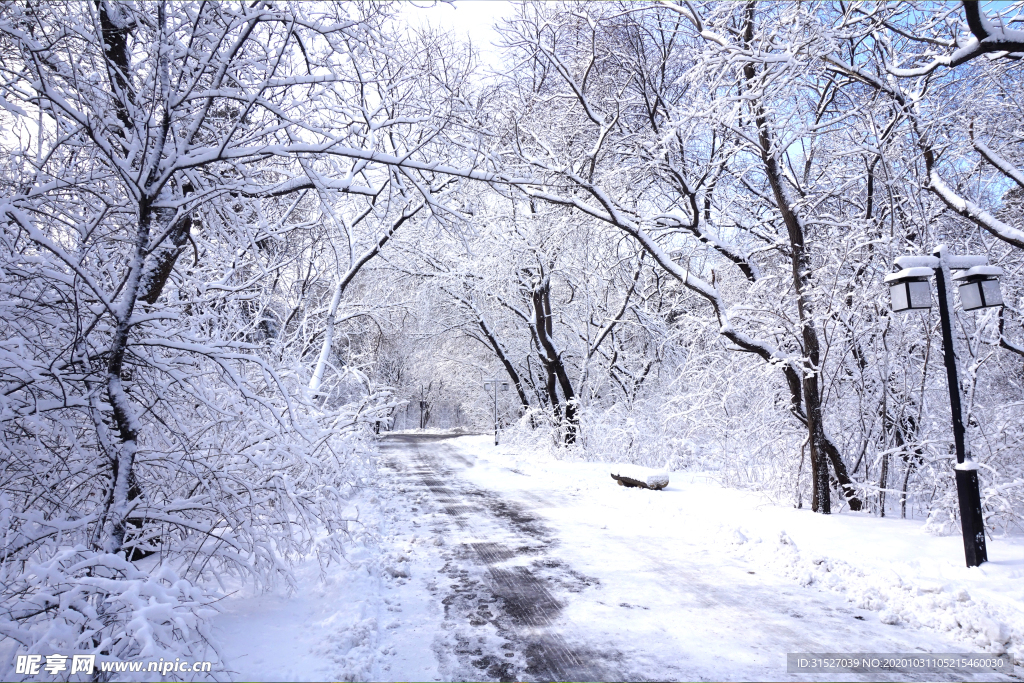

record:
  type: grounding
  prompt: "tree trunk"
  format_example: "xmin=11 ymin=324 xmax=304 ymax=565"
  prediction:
xmin=531 ymin=276 xmax=578 ymax=445
xmin=743 ymin=2 xmax=859 ymax=512
xmin=878 ymin=453 xmax=889 ymax=517
xmin=103 ymin=200 xmax=151 ymax=555
xmin=96 ymin=0 xmax=152 ymax=556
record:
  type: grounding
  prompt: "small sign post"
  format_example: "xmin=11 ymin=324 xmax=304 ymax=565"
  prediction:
xmin=483 ymin=378 xmax=509 ymax=445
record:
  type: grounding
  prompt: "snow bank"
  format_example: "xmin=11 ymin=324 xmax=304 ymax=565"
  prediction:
xmin=724 ymin=525 xmax=1023 ymax=663
xmin=212 ymin=495 xmax=386 ymax=682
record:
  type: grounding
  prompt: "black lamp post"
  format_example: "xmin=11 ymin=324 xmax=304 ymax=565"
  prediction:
xmin=886 ymin=248 xmax=1003 ymax=567
xmin=483 ymin=378 xmax=509 ymax=446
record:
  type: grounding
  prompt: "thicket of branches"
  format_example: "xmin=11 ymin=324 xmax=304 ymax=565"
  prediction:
xmin=0 ymin=1 xmax=481 ymax=674
xmin=1 ymin=0 xmax=1023 ymax=677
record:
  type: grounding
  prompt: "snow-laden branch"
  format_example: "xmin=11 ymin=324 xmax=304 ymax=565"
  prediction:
xmin=928 ymin=172 xmax=1024 ymax=250
xmin=973 ymin=137 xmax=1024 ymax=190
xmin=885 ymin=1 xmax=1024 ymax=76
xmin=310 ymin=198 xmax=426 ymax=393
xmin=822 ymin=54 xmax=1024 ymax=251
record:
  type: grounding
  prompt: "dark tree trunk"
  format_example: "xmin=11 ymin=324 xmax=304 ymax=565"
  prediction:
xmin=531 ymin=277 xmax=578 ymax=445
xmin=878 ymin=453 xmax=889 ymax=517
xmin=139 ymin=182 xmax=195 ymax=304
xmin=743 ymin=3 xmax=860 ymax=512
xmin=418 ymin=384 xmax=431 ymax=429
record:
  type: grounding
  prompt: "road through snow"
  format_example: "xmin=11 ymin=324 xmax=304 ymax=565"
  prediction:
xmin=373 ymin=434 xmax=1016 ymax=682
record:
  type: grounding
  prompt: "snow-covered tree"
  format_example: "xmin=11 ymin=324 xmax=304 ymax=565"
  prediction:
xmin=0 ymin=0 xmax=486 ymax=671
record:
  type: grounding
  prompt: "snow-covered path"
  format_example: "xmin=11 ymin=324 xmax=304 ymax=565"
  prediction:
xmin=378 ymin=434 xmax=612 ymax=681
xmin=373 ymin=434 xmax=1018 ymax=682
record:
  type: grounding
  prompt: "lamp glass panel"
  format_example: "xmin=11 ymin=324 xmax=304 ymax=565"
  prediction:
xmin=890 ymin=282 xmax=909 ymax=312
xmin=908 ymin=280 xmax=932 ymax=309
xmin=484 ymin=382 xmax=491 ymax=391
xmin=981 ymin=278 xmax=1003 ymax=307
xmin=958 ymin=281 xmax=983 ymax=311
xmin=501 ymin=383 xmax=509 ymax=391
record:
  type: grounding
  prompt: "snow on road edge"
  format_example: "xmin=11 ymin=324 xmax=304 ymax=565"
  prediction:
xmin=722 ymin=526 xmax=1022 ymax=665
xmin=213 ymin=486 xmax=387 ymax=681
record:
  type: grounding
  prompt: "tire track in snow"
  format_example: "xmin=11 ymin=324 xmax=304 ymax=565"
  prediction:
xmin=379 ymin=434 xmax=620 ymax=682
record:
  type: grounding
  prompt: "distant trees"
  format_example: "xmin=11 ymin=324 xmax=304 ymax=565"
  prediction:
xmin=390 ymin=188 xmax=654 ymax=445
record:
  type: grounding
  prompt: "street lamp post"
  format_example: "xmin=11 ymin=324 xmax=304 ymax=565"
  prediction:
xmin=482 ymin=378 xmax=509 ymax=446
xmin=885 ymin=246 xmax=1003 ymax=568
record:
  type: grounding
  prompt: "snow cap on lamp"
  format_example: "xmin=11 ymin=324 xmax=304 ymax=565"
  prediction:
xmin=884 ymin=267 xmax=933 ymax=312
xmin=951 ymin=265 xmax=1003 ymax=311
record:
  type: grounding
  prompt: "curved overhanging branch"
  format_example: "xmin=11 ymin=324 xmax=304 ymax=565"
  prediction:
xmin=972 ymin=129 xmax=1024 ymax=191
xmin=884 ymin=1 xmax=1024 ymax=76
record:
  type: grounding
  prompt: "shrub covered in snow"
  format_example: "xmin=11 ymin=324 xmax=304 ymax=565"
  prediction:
xmin=0 ymin=2 xmax=404 ymax=675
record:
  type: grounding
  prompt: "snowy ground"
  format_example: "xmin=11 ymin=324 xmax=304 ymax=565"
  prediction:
xmin=214 ymin=433 xmax=1023 ymax=682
